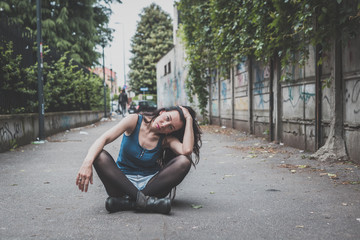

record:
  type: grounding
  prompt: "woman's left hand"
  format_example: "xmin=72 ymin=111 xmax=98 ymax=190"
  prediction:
xmin=179 ymin=106 xmax=192 ymax=120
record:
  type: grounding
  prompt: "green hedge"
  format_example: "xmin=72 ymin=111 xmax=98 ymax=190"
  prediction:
xmin=0 ymin=41 xmax=109 ymax=114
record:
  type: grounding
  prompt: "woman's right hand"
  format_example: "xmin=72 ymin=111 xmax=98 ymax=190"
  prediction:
xmin=76 ymin=162 xmax=93 ymax=192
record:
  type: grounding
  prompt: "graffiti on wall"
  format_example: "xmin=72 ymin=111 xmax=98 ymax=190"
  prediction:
xmin=351 ymin=80 xmax=360 ymax=114
xmin=283 ymin=85 xmax=315 ymax=107
xmin=176 ymin=71 xmax=182 ymax=100
xmin=235 ymin=72 xmax=247 ymax=88
xmin=235 ymin=59 xmax=248 ymax=87
xmin=0 ymin=121 xmax=23 ymax=149
xmin=221 ymin=81 xmax=228 ymax=99
xmin=212 ymin=100 xmax=219 ymax=116
xmin=236 ymin=62 xmax=246 ymax=73
xmin=158 ymin=68 xmax=188 ymax=108
xmin=345 ymin=79 xmax=360 ymax=116
xmin=253 ymin=64 xmax=270 ymax=109
xmin=211 ymin=69 xmax=218 ymax=100
xmin=61 ymin=116 xmax=71 ymax=129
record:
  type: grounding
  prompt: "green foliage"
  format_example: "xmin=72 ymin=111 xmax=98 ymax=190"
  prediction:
xmin=25 ymin=51 xmax=106 ymax=112
xmin=128 ymin=3 xmax=173 ymax=94
xmin=0 ymin=40 xmax=37 ymax=114
xmin=177 ymin=0 xmax=360 ymax=116
xmin=177 ymin=1 xmax=215 ymax=119
xmin=0 ymin=0 xmax=122 ymax=67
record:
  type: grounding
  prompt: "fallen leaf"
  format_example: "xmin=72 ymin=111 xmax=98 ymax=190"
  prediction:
xmin=350 ymin=181 xmax=360 ymax=185
xmin=320 ymin=173 xmax=328 ymax=176
xmin=224 ymin=174 xmax=235 ymax=177
xmin=297 ymin=165 xmax=308 ymax=169
xmin=327 ymin=173 xmax=338 ymax=179
xmin=210 ymin=191 xmax=215 ymax=194
xmin=295 ymin=225 xmax=304 ymax=228
xmin=191 ymin=204 xmax=203 ymax=209
xmin=342 ymin=203 xmax=348 ymax=206
xmin=291 ymin=170 xmax=297 ymax=173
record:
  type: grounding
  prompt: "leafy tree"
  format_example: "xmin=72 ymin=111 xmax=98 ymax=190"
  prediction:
xmin=23 ymin=49 xmax=107 ymax=113
xmin=0 ymin=0 xmax=121 ymax=67
xmin=128 ymin=3 xmax=173 ymax=94
xmin=0 ymin=40 xmax=37 ymax=114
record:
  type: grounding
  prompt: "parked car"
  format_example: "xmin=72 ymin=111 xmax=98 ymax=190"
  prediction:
xmin=128 ymin=100 xmax=157 ymax=113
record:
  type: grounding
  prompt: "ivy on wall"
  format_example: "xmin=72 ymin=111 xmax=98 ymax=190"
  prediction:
xmin=177 ymin=0 xmax=360 ymax=117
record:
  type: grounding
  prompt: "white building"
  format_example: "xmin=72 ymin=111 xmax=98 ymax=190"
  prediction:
xmin=156 ymin=7 xmax=199 ymax=110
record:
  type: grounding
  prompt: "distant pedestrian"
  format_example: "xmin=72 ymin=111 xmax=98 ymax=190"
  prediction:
xmin=118 ymin=89 xmax=128 ymax=117
xmin=76 ymin=106 xmax=202 ymax=214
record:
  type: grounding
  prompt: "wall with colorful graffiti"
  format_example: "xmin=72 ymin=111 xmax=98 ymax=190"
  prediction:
xmin=156 ymin=41 xmax=201 ymax=114
xmin=157 ymin=33 xmax=360 ymax=162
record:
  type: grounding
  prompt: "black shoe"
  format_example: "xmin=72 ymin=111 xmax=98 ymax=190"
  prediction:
xmin=105 ymin=196 xmax=135 ymax=213
xmin=136 ymin=191 xmax=171 ymax=214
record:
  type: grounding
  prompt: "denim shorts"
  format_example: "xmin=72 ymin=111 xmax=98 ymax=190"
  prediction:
xmin=126 ymin=172 xmax=158 ymax=190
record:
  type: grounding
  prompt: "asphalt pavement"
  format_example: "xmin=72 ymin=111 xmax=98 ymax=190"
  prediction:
xmin=1 ymin=115 xmax=360 ymax=240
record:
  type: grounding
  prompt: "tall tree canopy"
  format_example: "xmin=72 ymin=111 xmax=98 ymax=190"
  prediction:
xmin=0 ymin=0 xmax=121 ymax=67
xmin=128 ymin=3 xmax=173 ymax=94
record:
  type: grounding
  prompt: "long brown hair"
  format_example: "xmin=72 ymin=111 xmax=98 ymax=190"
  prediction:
xmin=142 ymin=106 xmax=202 ymax=167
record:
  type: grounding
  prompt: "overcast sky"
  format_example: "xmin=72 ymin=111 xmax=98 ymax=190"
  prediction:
xmin=102 ymin=0 xmax=175 ymax=88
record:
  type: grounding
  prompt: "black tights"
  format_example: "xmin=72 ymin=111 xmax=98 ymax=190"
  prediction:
xmin=93 ymin=150 xmax=192 ymax=199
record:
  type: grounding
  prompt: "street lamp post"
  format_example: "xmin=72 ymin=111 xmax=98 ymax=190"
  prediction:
xmin=114 ymin=22 xmax=126 ymax=88
xmin=36 ymin=0 xmax=45 ymax=140
xmin=110 ymin=68 xmax=114 ymax=115
xmin=122 ymin=23 xmax=126 ymax=88
xmin=102 ymin=43 xmax=107 ymax=118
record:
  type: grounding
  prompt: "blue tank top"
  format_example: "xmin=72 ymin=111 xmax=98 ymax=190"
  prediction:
xmin=116 ymin=115 xmax=164 ymax=175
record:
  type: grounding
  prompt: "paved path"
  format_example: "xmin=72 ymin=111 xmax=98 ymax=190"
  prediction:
xmin=1 ymin=116 xmax=360 ymax=240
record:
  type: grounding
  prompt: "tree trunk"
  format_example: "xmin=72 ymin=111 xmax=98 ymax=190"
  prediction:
xmin=311 ymin=37 xmax=348 ymax=162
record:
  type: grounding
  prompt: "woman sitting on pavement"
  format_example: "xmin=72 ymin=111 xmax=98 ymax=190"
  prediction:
xmin=76 ymin=106 xmax=202 ymax=214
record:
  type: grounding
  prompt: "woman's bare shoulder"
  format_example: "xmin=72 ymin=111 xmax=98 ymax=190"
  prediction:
xmin=121 ymin=114 xmax=139 ymax=135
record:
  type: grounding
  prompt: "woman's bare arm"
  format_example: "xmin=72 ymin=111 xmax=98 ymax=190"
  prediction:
xmin=76 ymin=114 xmax=138 ymax=192
xmin=166 ymin=107 xmax=194 ymax=156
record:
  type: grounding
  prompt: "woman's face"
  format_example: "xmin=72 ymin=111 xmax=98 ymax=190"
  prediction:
xmin=153 ymin=110 xmax=184 ymax=134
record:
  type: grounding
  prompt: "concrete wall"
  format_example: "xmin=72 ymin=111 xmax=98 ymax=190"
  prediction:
xmin=156 ymin=6 xmax=360 ymax=162
xmin=209 ymin=37 xmax=360 ymax=163
xmin=156 ymin=38 xmax=201 ymax=115
xmin=0 ymin=111 xmax=103 ymax=152
xmin=157 ymin=31 xmax=360 ymax=163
